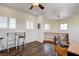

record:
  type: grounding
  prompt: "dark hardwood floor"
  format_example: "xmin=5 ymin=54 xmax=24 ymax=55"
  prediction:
xmin=0 ymin=41 xmax=56 ymax=56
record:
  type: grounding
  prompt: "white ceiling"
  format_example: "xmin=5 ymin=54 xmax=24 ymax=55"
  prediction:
xmin=1 ymin=3 xmax=79 ymax=20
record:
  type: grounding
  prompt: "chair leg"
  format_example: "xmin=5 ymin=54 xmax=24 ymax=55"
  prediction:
xmin=23 ymin=38 xmax=25 ymax=50
xmin=7 ymin=34 xmax=9 ymax=53
xmin=15 ymin=33 xmax=17 ymax=50
xmin=17 ymin=37 xmax=19 ymax=50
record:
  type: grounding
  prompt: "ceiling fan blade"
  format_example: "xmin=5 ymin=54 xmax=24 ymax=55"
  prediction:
xmin=38 ymin=4 xmax=44 ymax=9
xmin=29 ymin=5 xmax=33 ymax=9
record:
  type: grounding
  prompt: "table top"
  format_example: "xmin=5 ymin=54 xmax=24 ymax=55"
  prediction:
xmin=68 ymin=40 xmax=79 ymax=55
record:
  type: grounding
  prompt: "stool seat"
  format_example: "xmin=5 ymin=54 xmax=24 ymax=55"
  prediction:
xmin=0 ymin=37 xmax=3 ymax=40
xmin=19 ymin=36 xmax=25 ymax=38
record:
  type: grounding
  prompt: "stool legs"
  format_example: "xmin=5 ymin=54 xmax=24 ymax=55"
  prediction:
xmin=7 ymin=33 xmax=9 ymax=53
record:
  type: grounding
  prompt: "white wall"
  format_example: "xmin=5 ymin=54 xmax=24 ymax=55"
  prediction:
xmin=0 ymin=5 xmax=57 ymax=50
xmin=68 ymin=15 xmax=79 ymax=42
xmin=58 ymin=15 xmax=79 ymax=42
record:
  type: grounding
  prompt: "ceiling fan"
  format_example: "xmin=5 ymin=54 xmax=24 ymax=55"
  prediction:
xmin=29 ymin=3 xmax=44 ymax=10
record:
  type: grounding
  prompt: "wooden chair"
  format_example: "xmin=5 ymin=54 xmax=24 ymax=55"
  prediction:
xmin=55 ymin=45 xmax=68 ymax=56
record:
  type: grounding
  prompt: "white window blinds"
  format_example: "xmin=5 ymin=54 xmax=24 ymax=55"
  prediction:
xmin=0 ymin=16 xmax=8 ymax=28
xmin=26 ymin=21 xmax=34 ymax=30
xmin=9 ymin=18 xmax=16 ymax=28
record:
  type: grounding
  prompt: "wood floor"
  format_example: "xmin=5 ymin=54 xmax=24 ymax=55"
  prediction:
xmin=0 ymin=41 xmax=57 ymax=56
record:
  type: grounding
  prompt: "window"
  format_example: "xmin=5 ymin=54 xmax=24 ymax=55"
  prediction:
xmin=30 ymin=22 xmax=33 ymax=29
xmin=26 ymin=21 xmax=34 ymax=30
xmin=9 ymin=18 xmax=16 ymax=28
xmin=45 ymin=24 xmax=50 ymax=31
xmin=0 ymin=16 xmax=16 ymax=29
xmin=0 ymin=16 xmax=8 ymax=28
xmin=60 ymin=24 xmax=68 ymax=30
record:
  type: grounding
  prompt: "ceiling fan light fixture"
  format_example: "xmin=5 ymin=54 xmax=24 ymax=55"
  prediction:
xmin=29 ymin=3 xmax=44 ymax=10
xmin=32 ymin=3 xmax=39 ymax=7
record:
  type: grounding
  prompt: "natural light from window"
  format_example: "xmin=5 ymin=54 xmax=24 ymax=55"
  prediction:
xmin=9 ymin=18 xmax=16 ymax=29
xmin=26 ymin=21 xmax=34 ymax=30
xmin=60 ymin=24 xmax=68 ymax=30
xmin=45 ymin=24 xmax=50 ymax=31
xmin=0 ymin=16 xmax=8 ymax=28
xmin=0 ymin=16 xmax=16 ymax=29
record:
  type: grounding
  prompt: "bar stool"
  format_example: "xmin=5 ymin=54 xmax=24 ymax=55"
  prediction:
xmin=0 ymin=37 xmax=4 ymax=53
xmin=6 ymin=32 xmax=17 ymax=53
xmin=17 ymin=32 xmax=26 ymax=50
